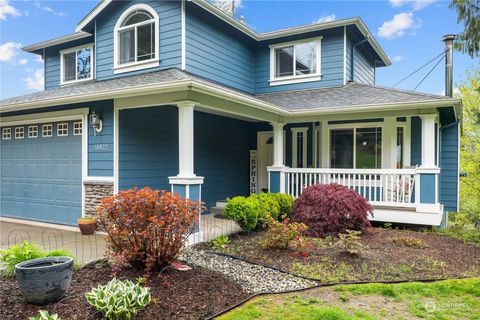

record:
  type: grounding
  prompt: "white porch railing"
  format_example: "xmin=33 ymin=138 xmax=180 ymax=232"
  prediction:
xmin=283 ymin=168 xmax=417 ymax=208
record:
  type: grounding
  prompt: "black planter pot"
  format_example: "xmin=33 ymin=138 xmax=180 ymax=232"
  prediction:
xmin=15 ymin=256 xmax=74 ymax=305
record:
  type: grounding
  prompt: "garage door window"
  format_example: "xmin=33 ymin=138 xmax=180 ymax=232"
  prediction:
xmin=28 ymin=126 xmax=38 ymax=138
xmin=73 ymin=122 xmax=82 ymax=135
xmin=2 ymin=128 xmax=11 ymax=140
xmin=42 ymin=124 xmax=53 ymax=137
xmin=57 ymin=123 xmax=68 ymax=136
xmin=15 ymin=127 xmax=24 ymax=139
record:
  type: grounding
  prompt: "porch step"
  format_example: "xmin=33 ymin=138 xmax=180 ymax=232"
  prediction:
xmin=214 ymin=200 xmax=228 ymax=209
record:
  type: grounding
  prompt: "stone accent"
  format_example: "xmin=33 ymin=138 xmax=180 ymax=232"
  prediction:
xmin=84 ymin=181 xmax=114 ymax=216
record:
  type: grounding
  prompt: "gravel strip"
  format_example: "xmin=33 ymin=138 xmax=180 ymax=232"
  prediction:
xmin=180 ymin=248 xmax=317 ymax=293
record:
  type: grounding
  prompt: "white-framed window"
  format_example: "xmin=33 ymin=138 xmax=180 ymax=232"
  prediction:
xmin=15 ymin=127 xmax=24 ymax=139
xmin=42 ymin=124 xmax=53 ymax=137
xmin=60 ymin=44 xmax=94 ymax=84
xmin=113 ymin=4 xmax=159 ymax=74
xmin=28 ymin=126 xmax=38 ymax=138
xmin=73 ymin=122 xmax=82 ymax=135
xmin=57 ymin=123 xmax=69 ymax=136
xmin=269 ymin=37 xmax=322 ymax=86
xmin=291 ymin=127 xmax=308 ymax=168
xmin=2 ymin=128 xmax=11 ymax=140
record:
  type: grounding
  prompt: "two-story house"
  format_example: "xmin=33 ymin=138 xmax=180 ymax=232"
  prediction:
xmin=0 ymin=0 xmax=461 ymax=239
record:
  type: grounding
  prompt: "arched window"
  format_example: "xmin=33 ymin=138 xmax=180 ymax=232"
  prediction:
xmin=114 ymin=4 xmax=159 ymax=72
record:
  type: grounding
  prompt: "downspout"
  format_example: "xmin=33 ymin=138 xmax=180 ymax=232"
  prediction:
xmin=350 ymin=37 xmax=369 ymax=81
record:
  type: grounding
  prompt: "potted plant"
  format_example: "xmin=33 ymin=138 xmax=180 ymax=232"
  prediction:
xmin=78 ymin=217 xmax=97 ymax=235
xmin=15 ymin=256 xmax=74 ymax=305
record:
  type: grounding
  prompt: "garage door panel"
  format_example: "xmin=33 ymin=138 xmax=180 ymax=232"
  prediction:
xmin=1 ymin=120 xmax=82 ymax=225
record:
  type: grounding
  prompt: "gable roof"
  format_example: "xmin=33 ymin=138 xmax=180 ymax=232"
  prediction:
xmin=1 ymin=69 xmax=459 ymax=116
xmin=74 ymin=0 xmax=390 ymax=66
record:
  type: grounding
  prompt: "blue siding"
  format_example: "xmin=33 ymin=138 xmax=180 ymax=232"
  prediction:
xmin=194 ymin=111 xmax=251 ymax=208
xmin=254 ymin=28 xmax=345 ymax=93
xmin=119 ymin=106 xmax=178 ymax=191
xmin=440 ymin=123 xmax=459 ymax=212
xmin=88 ymin=100 xmax=114 ymax=177
xmin=186 ymin=7 xmax=255 ymax=93
xmin=345 ymin=33 xmax=375 ymax=85
xmin=44 ymin=36 xmax=94 ymax=90
xmin=411 ymin=116 xmax=422 ymax=166
xmin=95 ymin=0 xmax=181 ymax=80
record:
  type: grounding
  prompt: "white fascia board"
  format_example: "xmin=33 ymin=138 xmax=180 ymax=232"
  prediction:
xmin=76 ymin=0 xmax=112 ymax=32
xmin=22 ymin=31 xmax=92 ymax=53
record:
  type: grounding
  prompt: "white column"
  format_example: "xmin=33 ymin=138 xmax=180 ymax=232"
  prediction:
xmin=320 ymin=121 xmax=329 ymax=168
xmin=383 ymin=117 xmax=397 ymax=168
xmin=420 ymin=114 xmax=438 ymax=169
xmin=271 ymin=122 xmax=285 ymax=167
xmin=177 ymin=101 xmax=196 ymax=177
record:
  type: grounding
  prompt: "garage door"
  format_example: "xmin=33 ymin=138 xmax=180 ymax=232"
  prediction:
xmin=0 ymin=120 xmax=82 ymax=225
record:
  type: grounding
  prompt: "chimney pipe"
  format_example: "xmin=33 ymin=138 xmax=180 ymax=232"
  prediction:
xmin=443 ymin=34 xmax=456 ymax=97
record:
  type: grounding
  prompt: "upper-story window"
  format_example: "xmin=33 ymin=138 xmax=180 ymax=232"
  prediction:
xmin=60 ymin=45 xmax=94 ymax=84
xmin=114 ymin=4 xmax=159 ymax=74
xmin=269 ymin=37 xmax=322 ymax=86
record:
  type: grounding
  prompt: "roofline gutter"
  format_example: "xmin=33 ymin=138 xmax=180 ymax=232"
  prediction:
xmin=22 ymin=31 xmax=92 ymax=53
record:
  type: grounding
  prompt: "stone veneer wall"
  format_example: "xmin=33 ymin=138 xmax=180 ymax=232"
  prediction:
xmin=84 ymin=181 xmax=114 ymax=216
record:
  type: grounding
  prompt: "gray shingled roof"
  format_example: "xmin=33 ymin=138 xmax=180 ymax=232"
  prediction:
xmin=256 ymin=82 xmax=454 ymax=111
xmin=1 ymin=69 xmax=456 ymax=112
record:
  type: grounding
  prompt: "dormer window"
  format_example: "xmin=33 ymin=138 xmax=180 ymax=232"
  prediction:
xmin=60 ymin=44 xmax=94 ymax=85
xmin=269 ymin=37 xmax=322 ymax=86
xmin=114 ymin=4 xmax=159 ymax=74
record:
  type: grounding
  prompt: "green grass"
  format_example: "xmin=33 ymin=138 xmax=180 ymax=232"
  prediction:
xmin=217 ymin=278 xmax=480 ymax=320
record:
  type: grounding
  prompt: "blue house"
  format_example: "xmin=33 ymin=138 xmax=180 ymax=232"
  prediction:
xmin=0 ymin=0 xmax=461 ymax=234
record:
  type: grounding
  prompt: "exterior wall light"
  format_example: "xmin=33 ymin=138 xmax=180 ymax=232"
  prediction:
xmin=90 ymin=111 xmax=103 ymax=136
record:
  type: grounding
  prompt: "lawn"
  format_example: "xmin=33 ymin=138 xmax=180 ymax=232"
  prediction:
xmin=207 ymin=227 xmax=480 ymax=282
xmin=218 ymin=278 xmax=480 ymax=320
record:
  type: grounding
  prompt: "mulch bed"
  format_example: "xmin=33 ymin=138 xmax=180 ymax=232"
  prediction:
xmin=208 ymin=227 xmax=480 ymax=282
xmin=0 ymin=262 xmax=248 ymax=320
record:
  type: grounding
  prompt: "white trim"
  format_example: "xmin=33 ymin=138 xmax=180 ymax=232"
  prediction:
xmin=313 ymin=124 xmax=321 ymax=167
xmin=291 ymin=127 xmax=308 ymax=168
xmin=177 ymin=102 xmax=196 ymax=177
xmin=419 ymin=114 xmax=438 ymax=169
xmin=0 ymin=108 xmax=90 ymax=126
xmin=73 ymin=121 xmax=83 ymax=135
xmin=28 ymin=125 xmax=38 ymax=138
xmin=257 ymin=131 xmax=273 ymax=193
xmin=76 ymin=0 xmax=112 ymax=32
xmin=113 ymin=4 xmax=159 ymax=73
xmin=404 ymin=117 xmax=411 ymax=166
xmin=14 ymin=127 xmax=24 ymax=139
xmin=168 ymin=176 xmax=204 ymax=185
xmin=2 ymin=128 xmax=11 ymax=140
xmin=83 ymin=176 xmax=115 ymax=184
xmin=57 ymin=123 xmax=69 ymax=136
xmin=22 ymin=31 xmax=92 ymax=52
xmin=60 ymin=43 xmax=95 ymax=85
xmin=42 ymin=124 xmax=53 ymax=137
xmin=343 ymin=25 xmax=347 ymax=85
xmin=269 ymin=37 xmax=322 ymax=86
xmin=113 ymin=101 xmax=119 ymax=194
xmin=181 ymin=0 xmax=186 ymax=70
xmin=81 ymin=112 xmax=88 ymax=217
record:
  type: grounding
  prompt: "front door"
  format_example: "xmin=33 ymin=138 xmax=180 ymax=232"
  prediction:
xmin=258 ymin=132 xmax=273 ymax=193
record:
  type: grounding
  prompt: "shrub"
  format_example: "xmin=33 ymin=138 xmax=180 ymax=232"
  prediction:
xmin=261 ymin=217 xmax=308 ymax=250
xmin=292 ymin=184 xmax=373 ymax=237
xmin=224 ymin=196 xmax=261 ymax=231
xmin=97 ymin=187 xmax=202 ymax=275
xmin=85 ymin=278 xmax=151 ymax=320
xmin=337 ymin=230 xmax=367 ymax=256
xmin=0 ymin=241 xmax=76 ymax=278
xmin=211 ymin=235 xmax=230 ymax=250
xmin=28 ymin=311 xmax=61 ymax=320
xmin=392 ymin=236 xmax=428 ymax=248
xmin=254 ymin=193 xmax=281 ymax=222
xmin=273 ymin=193 xmax=295 ymax=220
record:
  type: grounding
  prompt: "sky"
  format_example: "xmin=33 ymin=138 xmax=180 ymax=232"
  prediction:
xmin=0 ymin=0 xmax=478 ymax=100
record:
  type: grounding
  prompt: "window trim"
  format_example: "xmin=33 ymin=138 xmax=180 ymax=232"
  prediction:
xmin=113 ymin=4 xmax=159 ymax=74
xmin=2 ymin=128 xmax=11 ymax=140
xmin=269 ymin=37 xmax=322 ymax=86
xmin=42 ymin=124 xmax=53 ymax=137
xmin=291 ymin=127 xmax=308 ymax=168
xmin=15 ymin=127 xmax=24 ymax=139
xmin=57 ymin=123 xmax=69 ymax=136
xmin=28 ymin=125 xmax=38 ymax=138
xmin=73 ymin=121 xmax=83 ymax=136
xmin=60 ymin=43 xmax=94 ymax=85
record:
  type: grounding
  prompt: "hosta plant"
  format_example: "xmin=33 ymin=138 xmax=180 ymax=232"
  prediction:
xmin=211 ymin=235 xmax=230 ymax=250
xmin=28 ymin=310 xmax=61 ymax=320
xmin=85 ymin=278 xmax=151 ymax=320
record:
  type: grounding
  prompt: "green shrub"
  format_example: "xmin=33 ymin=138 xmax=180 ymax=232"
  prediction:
xmin=211 ymin=235 xmax=230 ymax=250
xmin=85 ymin=278 xmax=151 ymax=320
xmin=28 ymin=310 xmax=61 ymax=320
xmin=0 ymin=241 xmax=76 ymax=278
xmin=261 ymin=217 xmax=308 ymax=250
xmin=224 ymin=196 xmax=260 ymax=231
xmin=272 ymin=193 xmax=294 ymax=220
xmin=254 ymin=193 xmax=281 ymax=222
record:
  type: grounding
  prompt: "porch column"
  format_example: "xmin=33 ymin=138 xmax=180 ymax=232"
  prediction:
xmin=416 ymin=113 xmax=440 ymax=213
xmin=267 ymin=122 xmax=286 ymax=193
xmin=383 ymin=117 xmax=397 ymax=168
xmin=169 ymin=101 xmax=204 ymax=244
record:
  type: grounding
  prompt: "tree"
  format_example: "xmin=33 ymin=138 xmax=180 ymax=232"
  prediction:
xmin=449 ymin=0 xmax=480 ymax=58
xmin=456 ymin=69 xmax=480 ymax=224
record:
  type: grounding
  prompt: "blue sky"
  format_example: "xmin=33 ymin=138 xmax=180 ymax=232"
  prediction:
xmin=0 ymin=0 xmax=478 ymax=99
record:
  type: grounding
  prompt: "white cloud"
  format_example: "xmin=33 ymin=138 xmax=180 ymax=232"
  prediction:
xmin=314 ymin=14 xmax=336 ymax=24
xmin=0 ymin=0 xmax=21 ymax=20
xmin=23 ymin=69 xmax=44 ymax=91
xmin=33 ymin=0 xmax=65 ymax=16
xmin=19 ymin=58 xmax=28 ymax=65
xmin=391 ymin=55 xmax=403 ymax=62
xmin=378 ymin=12 xmax=420 ymax=39
xmin=211 ymin=0 xmax=243 ymax=15
xmin=388 ymin=0 xmax=436 ymax=11
xmin=0 ymin=42 xmax=21 ymax=62
xmin=35 ymin=56 xmax=43 ymax=63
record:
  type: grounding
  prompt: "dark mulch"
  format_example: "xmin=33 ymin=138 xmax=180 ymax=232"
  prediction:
xmin=0 ymin=263 xmax=248 ymax=320
xmin=207 ymin=227 xmax=480 ymax=282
